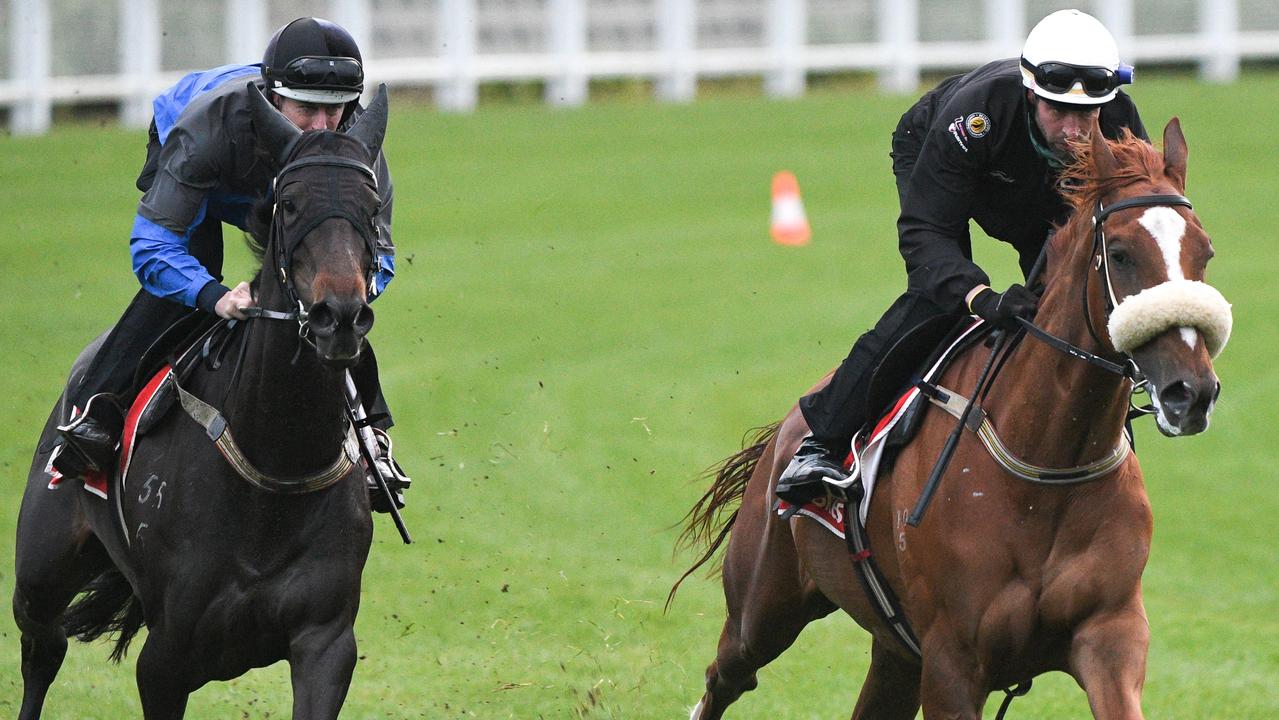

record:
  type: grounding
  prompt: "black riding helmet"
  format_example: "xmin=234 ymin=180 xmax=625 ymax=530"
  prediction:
xmin=262 ymin=17 xmax=364 ymax=123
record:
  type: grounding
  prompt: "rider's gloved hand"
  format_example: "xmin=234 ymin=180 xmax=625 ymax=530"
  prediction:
xmin=968 ymin=284 xmax=1038 ymax=328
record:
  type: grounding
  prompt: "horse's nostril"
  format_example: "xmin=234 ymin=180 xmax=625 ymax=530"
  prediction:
xmin=1213 ymin=381 xmax=1222 ymax=403
xmin=354 ymin=305 xmax=375 ymax=335
xmin=1159 ymin=380 xmax=1195 ymax=416
xmin=308 ymin=302 xmax=338 ymax=334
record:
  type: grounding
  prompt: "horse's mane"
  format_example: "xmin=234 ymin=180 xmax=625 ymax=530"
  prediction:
xmin=1055 ymin=129 xmax=1166 ymax=240
xmin=243 ymin=200 xmax=271 ymax=263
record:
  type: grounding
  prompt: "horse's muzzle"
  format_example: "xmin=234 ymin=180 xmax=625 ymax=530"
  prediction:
xmin=1150 ymin=374 xmax=1219 ymax=437
xmin=308 ymin=297 xmax=375 ymax=366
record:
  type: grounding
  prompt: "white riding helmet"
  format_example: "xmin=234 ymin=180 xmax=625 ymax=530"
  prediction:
xmin=1021 ymin=9 xmax=1125 ymax=106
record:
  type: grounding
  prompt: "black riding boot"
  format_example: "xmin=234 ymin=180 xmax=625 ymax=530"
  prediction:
xmin=54 ymin=395 xmax=125 ymax=478
xmin=775 ymin=435 xmax=850 ymax=505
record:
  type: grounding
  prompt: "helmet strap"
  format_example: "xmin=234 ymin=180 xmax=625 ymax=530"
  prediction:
xmin=1024 ymin=98 xmax=1066 ymax=169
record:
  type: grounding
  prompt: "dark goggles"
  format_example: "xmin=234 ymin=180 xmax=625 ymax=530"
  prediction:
xmin=1021 ymin=58 xmax=1133 ymax=98
xmin=268 ymin=56 xmax=364 ymax=92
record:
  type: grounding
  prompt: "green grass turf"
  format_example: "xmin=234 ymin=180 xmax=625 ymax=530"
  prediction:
xmin=1 ymin=70 xmax=1277 ymax=718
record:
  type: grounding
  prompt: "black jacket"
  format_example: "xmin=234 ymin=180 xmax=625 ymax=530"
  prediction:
xmin=892 ymin=58 xmax=1146 ymax=311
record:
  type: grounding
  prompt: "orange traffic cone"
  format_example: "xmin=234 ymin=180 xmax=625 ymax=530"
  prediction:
xmin=770 ymin=170 xmax=811 ymax=246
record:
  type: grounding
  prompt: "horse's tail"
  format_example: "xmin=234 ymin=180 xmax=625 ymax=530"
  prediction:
xmin=665 ymin=422 xmax=781 ymax=611
xmin=63 ymin=567 xmax=145 ymax=663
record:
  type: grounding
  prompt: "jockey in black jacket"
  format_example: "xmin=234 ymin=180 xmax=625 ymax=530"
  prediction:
xmin=54 ymin=17 xmax=410 ymax=512
xmin=777 ymin=9 xmax=1150 ymax=504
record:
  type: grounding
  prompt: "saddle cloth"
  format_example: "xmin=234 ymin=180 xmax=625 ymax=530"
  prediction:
xmin=47 ymin=318 xmax=233 ymax=499
xmin=778 ymin=318 xmax=987 ymax=532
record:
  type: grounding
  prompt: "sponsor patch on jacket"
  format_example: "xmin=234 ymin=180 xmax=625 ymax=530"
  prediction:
xmin=947 ymin=115 xmax=969 ymax=152
xmin=965 ymin=112 xmax=991 ymax=138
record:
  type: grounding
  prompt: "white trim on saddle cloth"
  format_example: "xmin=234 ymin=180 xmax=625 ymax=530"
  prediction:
xmin=45 ymin=406 xmax=109 ymax=499
xmin=827 ymin=318 xmax=986 ymax=527
xmin=776 ymin=495 xmax=848 ymax=539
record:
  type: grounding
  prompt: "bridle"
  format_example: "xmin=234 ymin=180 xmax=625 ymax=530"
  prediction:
xmin=172 ymin=148 xmax=382 ymax=494
xmin=1017 ymin=192 xmax=1194 ymax=390
xmin=246 ymin=150 xmax=382 ymax=342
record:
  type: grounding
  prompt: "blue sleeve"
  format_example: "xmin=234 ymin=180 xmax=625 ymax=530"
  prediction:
xmin=370 ymin=253 xmax=394 ymax=301
xmin=130 ymin=209 xmax=228 ymax=310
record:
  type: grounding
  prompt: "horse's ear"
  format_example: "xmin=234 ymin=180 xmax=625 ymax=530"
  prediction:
xmin=1088 ymin=119 xmax=1118 ymax=178
xmin=346 ymin=84 xmax=389 ymax=161
xmin=247 ymin=83 xmax=302 ymax=168
xmin=1163 ymin=117 xmax=1188 ymax=191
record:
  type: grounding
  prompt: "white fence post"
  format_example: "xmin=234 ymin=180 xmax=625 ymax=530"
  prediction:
xmin=765 ymin=0 xmax=805 ymax=98
xmin=876 ymin=0 xmax=917 ymax=94
xmin=225 ymin=0 xmax=268 ymax=65
xmin=330 ymin=0 xmax=373 ymax=58
xmin=437 ymin=0 xmax=478 ymax=111
xmin=656 ymin=0 xmax=695 ymax=102
xmin=11 ymin=0 xmax=52 ymax=135
xmin=546 ymin=0 xmax=588 ymax=106
xmin=984 ymin=0 xmax=1024 ymax=59
xmin=118 ymin=0 xmax=160 ymax=129
xmin=1095 ymin=0 xmax=1134 ymax=61
xmin=1200 ymin=0 xmax=1240 ymax=83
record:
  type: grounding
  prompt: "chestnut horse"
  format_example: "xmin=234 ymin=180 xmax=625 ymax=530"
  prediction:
xmin=674 ymin=119 xmax=1231 ymax=719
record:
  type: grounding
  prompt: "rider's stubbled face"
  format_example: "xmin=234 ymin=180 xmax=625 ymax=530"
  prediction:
xmin=1031 ymin=92 xmax=1101 ymax=160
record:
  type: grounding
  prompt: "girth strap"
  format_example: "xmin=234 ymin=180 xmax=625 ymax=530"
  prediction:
xmin=921 ymin=382 xmax=1131 ymax=484
xmin=174 ymin=377 xmax=359 ymax=494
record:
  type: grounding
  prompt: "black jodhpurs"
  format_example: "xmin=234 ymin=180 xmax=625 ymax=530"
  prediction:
xmin=797 ymin=103 xmax=953 ymax=444
xmin=798 ymin=290 xmax=945 ymax=442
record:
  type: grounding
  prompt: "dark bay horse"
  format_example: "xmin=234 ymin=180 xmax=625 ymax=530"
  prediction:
xmin=675 ymin=119 xmax=1231 ymax=719
xmin=14 ymin=85 xmax=391 ymax=719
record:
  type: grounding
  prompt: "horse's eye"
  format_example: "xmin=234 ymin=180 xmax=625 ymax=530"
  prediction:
xmin=280 ymin=198 xmax=297 ymax=214
xmin=1108 ymin=248 xmax=1131 ymax=267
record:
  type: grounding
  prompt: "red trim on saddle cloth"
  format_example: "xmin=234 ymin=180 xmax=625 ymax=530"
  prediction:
xmin=117 ymin=364 xmax=173 ymax=487
xmin=776 ymin=495 xmax=848 ymax=540
xmin=781 ymin=383 xmax=925 ymax=542
xmin=872 ymin=385 xmax=919 ymax=440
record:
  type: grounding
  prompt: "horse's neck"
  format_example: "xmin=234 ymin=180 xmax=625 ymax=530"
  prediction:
xmin=227 ymin=285 xmax=348 ymax=477
xmin=983 ymin=263 xmax=1131 ymax=469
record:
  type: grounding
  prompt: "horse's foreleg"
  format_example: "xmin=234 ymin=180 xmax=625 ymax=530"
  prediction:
xmin=691 ymin=509 xmax=835 ymax=720
xmin=850 ymin=638 xmax=921 ymax=720
xmin=289 ymin=625 xmax=357 ymax=720
xmin=917 ymin=632 xmax=988 ymax=720
xmin=1070 ymin=607 xmax=1149 ymax=720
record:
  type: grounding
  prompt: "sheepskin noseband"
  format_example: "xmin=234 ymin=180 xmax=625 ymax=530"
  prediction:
xmin=1107 ymin=279 xmax=1232 ymax=358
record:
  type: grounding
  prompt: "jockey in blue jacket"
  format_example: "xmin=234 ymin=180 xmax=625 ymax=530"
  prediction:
xmin=54 ymin=17 xmax=409 ymax=512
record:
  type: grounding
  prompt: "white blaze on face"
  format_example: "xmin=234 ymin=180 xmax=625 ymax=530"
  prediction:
xmin=1138 ymin=207 xmax=1197 ymax=348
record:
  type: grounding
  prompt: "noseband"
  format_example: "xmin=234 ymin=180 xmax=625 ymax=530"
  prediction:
xmin=1015 ymin=192 xmax=1195 ymax=388
xmin=1084 ymin=193 xmax=1194 ymax=353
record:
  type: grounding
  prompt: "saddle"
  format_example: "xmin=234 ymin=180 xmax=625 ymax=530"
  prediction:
xmin=128 ymin=317 xmax=244 ymax=441
xmin=864 ymin=313 xmax=989 ymax=454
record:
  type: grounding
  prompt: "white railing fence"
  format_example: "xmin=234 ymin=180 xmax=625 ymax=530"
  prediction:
xmin=3 ymin=0 xmax=1277 ymax=135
